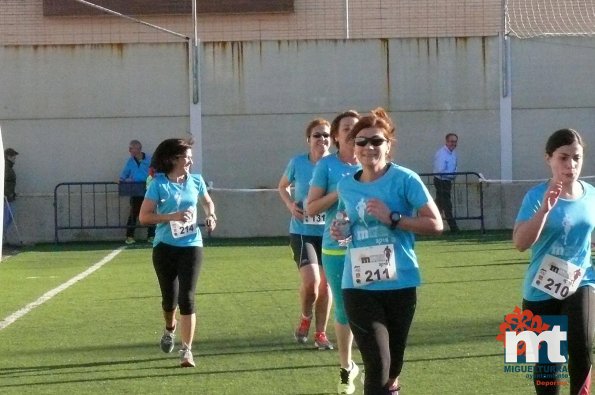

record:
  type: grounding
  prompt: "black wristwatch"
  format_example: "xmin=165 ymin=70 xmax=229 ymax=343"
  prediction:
xmin=390 ymin=211 xmax=402 ymax=230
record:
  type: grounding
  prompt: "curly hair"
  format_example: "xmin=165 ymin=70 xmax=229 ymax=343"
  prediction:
xmin=151 ymin=138 xmax=194 ymax=174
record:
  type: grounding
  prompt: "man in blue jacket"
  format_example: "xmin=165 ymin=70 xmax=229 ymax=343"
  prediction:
xmin=119 ymin=139 xmax=154 ymax=244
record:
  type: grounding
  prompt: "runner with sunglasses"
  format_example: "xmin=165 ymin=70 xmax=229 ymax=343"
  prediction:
xmin=333 ymin=108 xmax=443 ymax=395
xmin=307 ymin=110 xmax=362 ymax=394
xmin=278 ymin=118 xmax=334 ymax=350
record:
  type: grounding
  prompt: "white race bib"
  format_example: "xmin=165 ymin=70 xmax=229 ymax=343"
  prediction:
xmin=350 ymin=244 xmax=397 ymax=288
xmin=303 ymin=212 xmax=326 ymax=225
xmin=531 ymin=254 xmax=585 ymax=300
xmin=169 ymin=210 xmax=198 ymax=239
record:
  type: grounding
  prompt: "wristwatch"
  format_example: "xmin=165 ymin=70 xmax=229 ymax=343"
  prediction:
xmin=390 ymin=211 xmax=402 ymax=230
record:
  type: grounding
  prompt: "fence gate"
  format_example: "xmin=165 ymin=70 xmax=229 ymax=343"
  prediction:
xmin=53 ymin=181 xmax=146 ymax=243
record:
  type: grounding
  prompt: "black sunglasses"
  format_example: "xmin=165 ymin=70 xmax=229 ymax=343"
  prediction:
xmin=354 ymin=136 xmax=387 ymax=147
xmin=311 ymin=132 xmax=330 ymax=139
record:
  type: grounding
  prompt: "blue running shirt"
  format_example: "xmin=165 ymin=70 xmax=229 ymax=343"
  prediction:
xmin=515 ymin=181 xmax=595 ymax=301
xmin=337 ymin=163 xmax=432 ymax=290
xmin=310 ymin=153 xmax=361 ymax=251
xmin=145 ymin=173 xmax=208 ymax=247
xmin=283 ymin=153 xmax=324 ymax=236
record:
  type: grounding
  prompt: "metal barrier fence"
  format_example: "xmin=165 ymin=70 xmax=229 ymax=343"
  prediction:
xmin=53 ymin=181 xmax=145 ymax=243
xmin=54 ymin=173 xmax=485 ymax=242
xmin=418 ymin=171 xmax=485 ymax=233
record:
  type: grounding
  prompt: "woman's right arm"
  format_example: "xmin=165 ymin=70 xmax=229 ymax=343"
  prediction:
xmin=512 ymin=182 xmax=562 ymax=251
xmin=139 ymin=199 xmax=186 ymax=225
xmin=278 ymin=175 xmax=303 ymax=220
xmin=512 ymin=209 xmax=548 ymax=252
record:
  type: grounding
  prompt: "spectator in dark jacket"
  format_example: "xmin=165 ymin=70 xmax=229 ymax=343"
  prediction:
xmin=4 ymin=148 xmax=18 ymax=239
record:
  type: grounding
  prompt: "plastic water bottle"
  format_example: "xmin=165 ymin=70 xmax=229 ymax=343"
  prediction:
xmin=335 ymin=212 xmax=351 ymax=247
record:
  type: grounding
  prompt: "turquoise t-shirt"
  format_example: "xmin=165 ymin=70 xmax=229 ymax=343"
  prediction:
xmin=310 ymin=153 xmax=361 ymax=251
xmin=337 ymin=163 xmax=432 ymax=290
xmin=145 ymin=173 xmax=208 ymax=247
xmin=283 ymin=153 xmax=324 ymax=236
xmin=515 ymin=181 xmax=595 ymax=301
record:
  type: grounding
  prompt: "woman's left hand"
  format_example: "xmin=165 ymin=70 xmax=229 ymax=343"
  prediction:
xmin=205 ymin=216 xmax=217 ymax=233
xmin=366 ymin=198 xmax=392 ymax=226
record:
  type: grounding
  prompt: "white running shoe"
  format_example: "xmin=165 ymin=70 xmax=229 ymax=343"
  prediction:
xmin=337 ymin=361 xmax=359 ymax=394
xmin=179 ymin=348 xmax=195 ymax=367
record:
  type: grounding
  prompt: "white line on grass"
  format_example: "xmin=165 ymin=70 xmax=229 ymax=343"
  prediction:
xmin=0 ymin=246 xmax=126 ymax=331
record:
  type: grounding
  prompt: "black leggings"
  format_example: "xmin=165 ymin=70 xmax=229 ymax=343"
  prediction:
xmin=522 ymin=286 xmax=595 ymax=395
xmin=344 ymin=287 xmax=417 ymax=395
xmin=152 ymin=243 xmax=203 ymax=315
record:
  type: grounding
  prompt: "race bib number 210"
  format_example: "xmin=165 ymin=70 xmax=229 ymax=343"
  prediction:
xmin=532 ymin=254 xmax=584 ymax=300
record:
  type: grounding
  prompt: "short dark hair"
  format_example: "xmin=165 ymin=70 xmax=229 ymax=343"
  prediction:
xmin=151 ymin=138 xmax=194 ymax=173
xmin=545 ymin=128 xmax=584 ymax=156
xmin=445 ymin=133 xmax=458 ymax=141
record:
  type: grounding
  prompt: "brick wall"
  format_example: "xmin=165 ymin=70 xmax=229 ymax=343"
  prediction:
xmin=1 ymin=0 xmax=501 ymax=45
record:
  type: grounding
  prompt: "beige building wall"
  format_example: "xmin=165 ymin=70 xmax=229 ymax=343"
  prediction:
xmin=2 ymin=0 xmax=502 ymax=46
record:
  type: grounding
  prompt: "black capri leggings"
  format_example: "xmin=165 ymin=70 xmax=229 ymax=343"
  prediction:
xmin=522 ymin=286 xmax=595 ymax=395
xmin=152 ymin=243 xmax=203 ymax=315
xmin=289 ymin=233 xmax=322 ymax=269
xmin=344 ymin=287 xmax=417 ymax=395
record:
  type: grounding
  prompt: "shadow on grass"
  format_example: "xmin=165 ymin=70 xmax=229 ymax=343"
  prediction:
xmin=408 ymin=315 xmax=504 ymax=347
xmin=425 ymin=247 xmax=517 ymax=253
xmin=437 ymin=260 xmax=527 ymax=269
xmin=424 ymin=276 xmax=523 ymax=285
xmin=0 ymin=356 xmax=168 ymax=375
xmin=418 ymin=230 xmax=512 ymax=243
xmin=0 ymin=355 xmax=336 ymax=389
xmin=101 ymin=286 xmax=296 ymax=301
xmin=407 ymin=351 xmax=502 ymax=363
xmin=7 ymin=334 xmax=326 ymax=360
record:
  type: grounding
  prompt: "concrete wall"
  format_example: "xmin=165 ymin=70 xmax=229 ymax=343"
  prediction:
xmin=510 ymin=37 xmax=595 ymax=180
xmin=0 ymin=43 xmax=192 ymax=243
xmin=3 ymin=36 xmax=595 ymax=243
xmin=201 ymin=37 xmax=500 ymax=189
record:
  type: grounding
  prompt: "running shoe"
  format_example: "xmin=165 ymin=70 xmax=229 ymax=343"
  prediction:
xmin=125 ymin=237 xmax=136 ymax=245
xmin=337 ymin=361 xmax=359 ymax=394
xmin=179 ymin=348 xmax=195 ymax=367
xmin=160 ymin=329 xmax=175 ymax=353
xmin=314 ymin=332 xmax=334 ymax=350
xmin=294 ymin=316 xmax=311 ymax=344
xmin=359 ymin=370 xmax=400 ymax=394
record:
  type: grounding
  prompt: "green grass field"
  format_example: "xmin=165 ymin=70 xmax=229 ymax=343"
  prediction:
xmin=0 ymin=232 xmax=547 ymax=394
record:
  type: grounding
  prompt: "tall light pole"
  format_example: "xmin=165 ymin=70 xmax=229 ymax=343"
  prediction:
xmin=189 ymin=0 xmax=203 ymax=172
